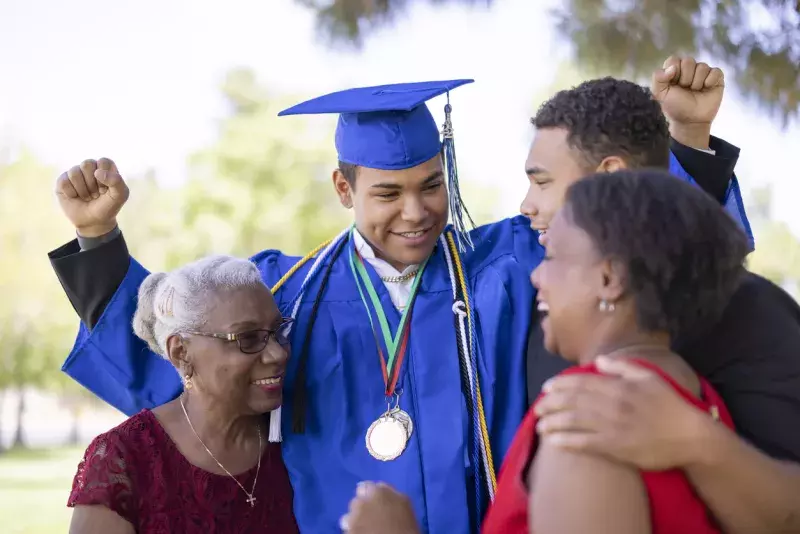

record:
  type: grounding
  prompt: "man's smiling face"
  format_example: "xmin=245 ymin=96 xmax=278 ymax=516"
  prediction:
xmin=520 ymin=127 xmax=590 ymax=243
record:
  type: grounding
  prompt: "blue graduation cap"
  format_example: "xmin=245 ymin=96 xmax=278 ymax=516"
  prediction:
xmin=279 ymin=79 xmax=477 ymax=250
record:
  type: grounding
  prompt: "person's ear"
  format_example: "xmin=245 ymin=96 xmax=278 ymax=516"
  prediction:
xmin=597 ymin=256 xmax=626 ymax=306
xmin=333 ymin=169 xmax=353 ymax=209
xmin=167 ymin=334 xmax=192 ymax=376
xmin=596 ymin=156 xmax=628 ymax=174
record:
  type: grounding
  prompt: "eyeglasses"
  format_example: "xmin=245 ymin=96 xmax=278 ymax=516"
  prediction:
xmin=183 ymin=318 xmax=294 ymax=355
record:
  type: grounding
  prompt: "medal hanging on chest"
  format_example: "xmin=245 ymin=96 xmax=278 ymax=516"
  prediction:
xmin=349 ymin=235 xmax=429 ymax=461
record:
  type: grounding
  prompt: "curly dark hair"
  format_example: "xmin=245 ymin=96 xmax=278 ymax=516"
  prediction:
xmin=564 ymin=169 xmax=748 ymax=341
xmin=533 ymin=77 xmax=670 ymax=171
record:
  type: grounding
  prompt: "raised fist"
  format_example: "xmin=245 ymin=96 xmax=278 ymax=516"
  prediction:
xmin=651 ymin=55 xmax=725 ymax=125
xmin=55 ymin=158 xmax=130 ymax=237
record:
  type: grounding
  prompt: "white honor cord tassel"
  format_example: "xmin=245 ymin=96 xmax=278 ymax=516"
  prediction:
xmin=268 ymin=407 xmax=282 ymax=442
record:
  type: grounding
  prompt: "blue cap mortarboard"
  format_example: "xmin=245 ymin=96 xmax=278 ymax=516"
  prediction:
xmin=279 ymin=79 xmax=477 ymax=250
xmin=278 ymin=79 xmax=473 ymax=170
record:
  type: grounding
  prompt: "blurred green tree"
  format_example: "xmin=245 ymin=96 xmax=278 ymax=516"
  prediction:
xmin=0 ymin=150 xmax=78 ymax=449
xmin=297 ymin=0 xmax=799 ymax=122
xmin=0 ymin=151 xmax=206 ymax=450
xmin=745 ymin=184 xmax=800 ymax=296
xmin=180 ymin=68 xmax=351 ymax=258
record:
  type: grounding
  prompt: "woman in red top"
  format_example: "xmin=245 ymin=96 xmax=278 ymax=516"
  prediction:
xmin=341 ymin=169 xmax=749 ymax=534
xmin=67 ymin=255 xmax=298 ymax=534
xmin=488 ymin=168 xmax=748 ymax=533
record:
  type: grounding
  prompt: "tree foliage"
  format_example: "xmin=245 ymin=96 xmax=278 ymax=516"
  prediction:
xmin=748 ymin=221 xmax=800 ymax=291
xmin=745 ymin=184 xmax=800 ymax=293
xmin=555 ymin=0 xmax=799 ymax=123
xmin=296 ymin=0 xmax=490 ymax=48
xmin=297 ymin=0 xmax=799 ymax=122
xmin=182 ymin=68 xmax=351 ymax=258
xmin=0 ymin=152 xmax=80 ymax=448
xmin=0 ymin=151 xmax=77 ymax=393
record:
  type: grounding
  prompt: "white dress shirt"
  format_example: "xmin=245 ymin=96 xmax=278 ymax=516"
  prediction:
xmin=352 ymin=229 xmax=419 ymax=310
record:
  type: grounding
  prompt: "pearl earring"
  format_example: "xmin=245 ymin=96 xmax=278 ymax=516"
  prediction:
xmin=598 ymin=299 xmax=616 ymax=313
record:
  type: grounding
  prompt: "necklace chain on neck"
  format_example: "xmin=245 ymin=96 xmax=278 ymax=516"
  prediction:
xmin=380 ymin=269 xmax=418 ymax=283
xmin=180 ymin=394 xmax=262 ymax=508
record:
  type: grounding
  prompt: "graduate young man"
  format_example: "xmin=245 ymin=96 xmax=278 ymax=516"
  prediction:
xmin=49 ymin=60 xmax=744 ymax=532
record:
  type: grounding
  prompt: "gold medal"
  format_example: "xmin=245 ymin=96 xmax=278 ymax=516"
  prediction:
xmin=366 ymin=410 xmax=410 ymax=461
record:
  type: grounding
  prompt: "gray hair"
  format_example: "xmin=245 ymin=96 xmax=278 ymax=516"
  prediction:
xmin=132 ymin=255 xmax=266 ymax=359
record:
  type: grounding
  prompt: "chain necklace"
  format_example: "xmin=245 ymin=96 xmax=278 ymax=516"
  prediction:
xmin=380 ymin=269 xmax=418 ymax=283
xmin=180 ymin=395 xmax=262 ymax=507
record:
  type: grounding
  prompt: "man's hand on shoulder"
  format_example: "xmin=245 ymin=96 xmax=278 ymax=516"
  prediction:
xmin=535 ymin=356 xmax=713 ymax=471
xmin=56 ymin=158 xmax=130 ymax=238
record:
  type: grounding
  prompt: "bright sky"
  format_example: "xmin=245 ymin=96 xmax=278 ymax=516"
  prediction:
xmin=1 ymin=0 xmax=798 ymax=233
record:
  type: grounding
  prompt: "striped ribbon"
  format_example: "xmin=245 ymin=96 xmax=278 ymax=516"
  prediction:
xmin=270 ymin=229 xmax=497 ymax=518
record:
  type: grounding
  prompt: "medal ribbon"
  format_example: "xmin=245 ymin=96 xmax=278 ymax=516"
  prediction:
xmin=348 ymin=234 xmax=429 ymax=397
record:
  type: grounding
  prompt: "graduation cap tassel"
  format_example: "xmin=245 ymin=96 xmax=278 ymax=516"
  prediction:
xmin=442 ymin=98 xmax=476 ymax=252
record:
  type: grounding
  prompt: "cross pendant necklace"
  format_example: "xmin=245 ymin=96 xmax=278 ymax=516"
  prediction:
xmin=180 ymin=395 xmax=262 ymax=509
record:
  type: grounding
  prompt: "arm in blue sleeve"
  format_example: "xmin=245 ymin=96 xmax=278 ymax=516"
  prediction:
xmin=669 ymin=138 xmax=754 ymax=250
xmin=49 ymin=233 xmax=182 ymax=415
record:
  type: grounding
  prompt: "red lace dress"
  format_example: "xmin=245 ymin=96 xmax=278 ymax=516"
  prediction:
xmin=68 ymin=410 xmax=299 ymax=533
xmin=482 ymin=360 xmax=732 ymax=534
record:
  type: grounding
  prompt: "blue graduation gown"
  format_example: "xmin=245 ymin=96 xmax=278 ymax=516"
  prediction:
xmin=669 ymin=152 xmax=754 ymax=250
xmin=61 ymin=215 xmax=541 ymax=533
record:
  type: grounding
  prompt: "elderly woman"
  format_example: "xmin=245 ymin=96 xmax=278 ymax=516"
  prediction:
xmin=67 ymin=255 xmax=298 ymax=533
xmin=342 ymin=169 xmax=749 ymax=533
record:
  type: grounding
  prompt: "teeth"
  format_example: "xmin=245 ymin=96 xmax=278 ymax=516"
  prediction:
xmin=400 ymin=230 xmax=426 ymax=238
xmin=537 ymin=301 xmax=549 ymax=312
xmin=253 ymin=377 xmax=281 ymax=386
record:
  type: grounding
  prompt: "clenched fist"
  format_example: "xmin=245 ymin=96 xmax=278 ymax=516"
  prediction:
xmin=340 ymin=482 xmax=419 ymax=534
xmin=651 ymin=56 xmax=725 ymax=148
xmin=55 ymin=158 xmax=129 ymax=237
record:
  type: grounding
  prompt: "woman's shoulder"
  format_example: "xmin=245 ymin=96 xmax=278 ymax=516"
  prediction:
xmin=71 ymin=410 xmax=165 ymax=496
xmin=68 ymin=412 xmax=163 ymax=526
xmin=83 ymin=410 xmax=163 ymax=463
xmin=561 ymin=360 xmax=732 ymax=428
xmin=103 ymin=409 xmax=160 ymax=438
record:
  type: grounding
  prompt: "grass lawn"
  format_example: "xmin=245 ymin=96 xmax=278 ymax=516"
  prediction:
xmin=0 ymin=446 xmax=85 ymax=533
